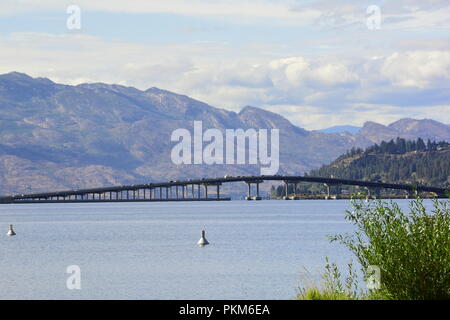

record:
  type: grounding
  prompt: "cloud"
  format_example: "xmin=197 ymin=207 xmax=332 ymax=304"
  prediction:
xmin=288 ymin=0 xmax=450 ymax=30
xmin=2 ymin=0 xmax=450 ymax=32
xmin=1 ymin=31 xmax=449 ymax=129
xmin=1 ymin=0 xmax=450 ymax=130
xmin=381 ymin=51 xmax=450 ymax=88
xmin=0 ymin=0 xmax=321 ymax=26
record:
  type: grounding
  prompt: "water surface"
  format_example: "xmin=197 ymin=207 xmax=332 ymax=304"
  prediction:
xmin=0 ymin=200 xmax=423 ymax=299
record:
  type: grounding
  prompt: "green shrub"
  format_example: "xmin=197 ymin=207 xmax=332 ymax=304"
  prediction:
xmin=330 ymin=195 xmax=450 ymax=300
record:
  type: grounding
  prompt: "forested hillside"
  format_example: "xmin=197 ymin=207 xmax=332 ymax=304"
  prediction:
xmin=272 ymin=138 xmax=450 ymax=197
xmin=316 ymin=138 xmax=450 ymax=185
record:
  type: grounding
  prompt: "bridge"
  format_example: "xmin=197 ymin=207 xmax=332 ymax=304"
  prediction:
xmin=0 ymin=175 xmax=448 ymax=204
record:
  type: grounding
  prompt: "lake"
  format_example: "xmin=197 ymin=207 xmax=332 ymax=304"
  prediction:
xmin=0 ymin=200 xmax=423 ymax=299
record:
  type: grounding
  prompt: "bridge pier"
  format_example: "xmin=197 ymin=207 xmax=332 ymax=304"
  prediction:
xmin=324 ymin=183 xmax=333 ymax=200
xmin=374 ymin=187 xmax=381 ymax=199
xmin=201 ymin=182 xmax=222 ymax=200
xmin=283 ymin=181 xmax=301 ymax=200
xmin=364 ymin=187 xmax=371 ymax=199
xmin=405 ymin=189 xmax=418 ymax=199
xmin=244 ymin=180 xmax=262 ymax=200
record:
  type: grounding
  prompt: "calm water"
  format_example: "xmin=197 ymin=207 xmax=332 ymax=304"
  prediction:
xmin=0 ymin=200 xmax=424 ymax=299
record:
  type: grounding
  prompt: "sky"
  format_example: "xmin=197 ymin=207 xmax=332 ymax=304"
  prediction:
xmin=0 ymin=0 xmax=450 ymax=130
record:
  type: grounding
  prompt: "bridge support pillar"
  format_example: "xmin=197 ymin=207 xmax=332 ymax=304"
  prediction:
xmin=374 ymin=187 xmax=381 ymax=199
xmin=364 ymin=187 xmax=371 ymax=199
xmin=324 ymin=183 xmax=330 ymax=200
xmin=244 ymin=181 xmax=263 ymax=200
xmin=201 ymin=182 xmax=222 ymax=200
xmin=281 ymin=181 xmax=301 ymax=200
xmin=256 ymin=183 xmax=260 ymax=198
xmin=283 ymin=181 xmax=290 ymax=200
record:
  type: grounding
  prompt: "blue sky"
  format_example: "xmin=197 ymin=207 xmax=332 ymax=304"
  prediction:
xmin=1 ymin=0 xmax=449 ymax=129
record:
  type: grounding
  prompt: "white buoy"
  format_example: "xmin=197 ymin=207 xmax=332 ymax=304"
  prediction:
xmin=7 ymin=224 xmax=16 ymax=236
xmin=197 ymin=230 xmax=209 ymax=246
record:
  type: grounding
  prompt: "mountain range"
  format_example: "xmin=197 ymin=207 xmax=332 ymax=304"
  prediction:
xmin=0 ymin=72 xmax=449 ymax=195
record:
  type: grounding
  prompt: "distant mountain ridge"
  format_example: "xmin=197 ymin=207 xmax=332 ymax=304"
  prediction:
xmin=0 ymin=72 xmax=449 ymax=195
xmin=357 ymin=118 xmax=450 ymax=143
xmin=319 ymin=125 xmax=362 ymax=134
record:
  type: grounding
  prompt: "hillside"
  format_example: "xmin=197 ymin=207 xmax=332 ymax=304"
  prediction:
xmin=0 ymin=72 xmax=449 ymax=195
xmin=309 ymin=138 xmax=450 ymax=187
xmin=272 ymin=138 xmax=450 ymax=197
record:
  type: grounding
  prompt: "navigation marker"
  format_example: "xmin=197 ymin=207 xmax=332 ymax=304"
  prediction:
xmin=7 ymin=224 xmax=16 ymax=236
xmin=197 ymin=230 xmax=209 ymax=246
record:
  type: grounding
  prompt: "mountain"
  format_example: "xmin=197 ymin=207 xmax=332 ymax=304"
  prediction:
xmin=319 ymin=125 xmax=361 ymax=134
xmin=357 ymin=119 xmax=450 ymax=143
xmin=0 ymin=72 xmax=448 ymax=195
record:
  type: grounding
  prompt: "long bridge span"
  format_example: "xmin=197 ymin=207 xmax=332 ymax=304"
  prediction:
xmin=0 ymin=175 xmax=448 ymax=204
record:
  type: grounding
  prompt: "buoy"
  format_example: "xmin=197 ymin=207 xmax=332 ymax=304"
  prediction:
xmin=197 ymin=230 xmax=209 ymax=246
xmin=7 ymin=224 xmax=16 ymax=236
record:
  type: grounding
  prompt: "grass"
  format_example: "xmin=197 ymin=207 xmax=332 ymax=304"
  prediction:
xmin=296 ymin=258 xmax=360 ymax=300
xmin=297 ymin=287 xmax=356 ymax=300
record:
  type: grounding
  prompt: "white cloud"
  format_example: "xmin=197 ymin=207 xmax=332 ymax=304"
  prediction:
xmin=0 ymin=0 xmax=322 ymax=26
xmin=381 ymin=51 xmax=450 ymax=88
xmin=1 ymin=20 xmax=450 ymax=130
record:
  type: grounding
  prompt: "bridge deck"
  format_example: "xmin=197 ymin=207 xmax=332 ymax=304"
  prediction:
xmin=0 ymin=175 xmax=447 ymax=203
